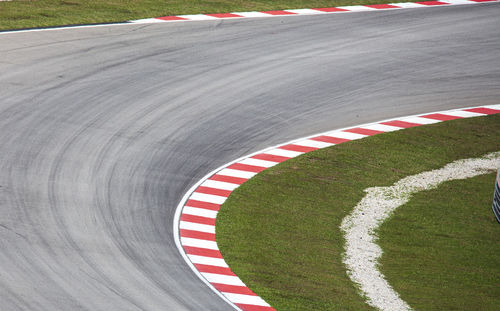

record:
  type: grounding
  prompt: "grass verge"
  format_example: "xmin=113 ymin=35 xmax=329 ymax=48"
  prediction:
xmin=378 ymin=173 xmax=500 ymax=310
xmin=217 ymin=114 xmax=500 ymax=310
xmin=2 ymin=0 xmax=422 ymax=31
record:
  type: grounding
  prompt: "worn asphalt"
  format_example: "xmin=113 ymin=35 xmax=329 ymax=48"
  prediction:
xmin=0 ymin=3 xmax=499 ymax=310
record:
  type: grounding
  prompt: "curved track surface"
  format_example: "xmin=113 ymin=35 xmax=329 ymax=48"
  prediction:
xmin=1 ymin=4 xmax=499 ymax=310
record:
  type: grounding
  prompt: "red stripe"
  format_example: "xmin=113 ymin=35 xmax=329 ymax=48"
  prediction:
xmin=420 ymin=113 xmax=462 ymax=121
xmin=180 ymin=229 xmax=216 ymax=241
xmin=464 ymin=107 xmax=500 ymax=115
xmin=180 ymin=214 xmax=216 ymax=226
xmin=279 ymin=144 xmax=317 ymax=153
xmin=206 ymin=13 xmax=243 ymax=18
xmin=236 ymin=304 xmax=276 ymax=311
xmin=381 ymin=120 xmax=421 ymax=128
xmin=416 ymin=1 xmax=449 ymax=5
xmin=194 ymin=264 xmax=236 ymax=276
xmin=313 ymin=7 xmax=349 ymax=12
xmin=183 ymin=246 xmax=222 ymax=258
xmin=209 ymin=174 xmax=248 ymax=185
xmin=261 ymin=10 xmax=297 ymax=15
xmin=470 ymin=0 xmax=496 ymax=2
xmin=227 ymin=163 xmax=267 ymax=173
xmin=156 ymin=16 xmax=188 ymax=21
xmin=251 ymin=153 xmax=291 ymax=163
xmin=344 ymin=127 xmax=384 ymax=136
xmin=310 ymin=135 xmax=350 ymax=144
xmin=212 ymin=283 xmax=257 ymax=295
xmin=185 ymin=199 xmax=220 ymax=211
xmin=195 ymin=186 xmax=232 ymax=197
xmin=365 ymin=4 xmax=400 ymax=8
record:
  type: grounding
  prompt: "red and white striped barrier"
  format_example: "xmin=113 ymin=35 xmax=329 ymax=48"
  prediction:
xmin=131 ymin=0 xmax=499 ymax=24
xmin=174 ymin=104 xmax=500 ymax=311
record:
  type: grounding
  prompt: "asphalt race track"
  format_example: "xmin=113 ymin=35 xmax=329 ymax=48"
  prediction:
xmin=1 ymin=3 xmax=499 ymax=310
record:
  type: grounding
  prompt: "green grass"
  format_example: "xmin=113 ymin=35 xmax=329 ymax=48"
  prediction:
xmin=216 ymin=114 xmax=500 ymax=310
xmin=2 ymin=0 xmax=423 ymax=31
xmin=379 ymin=173 xmax=500 ymax=311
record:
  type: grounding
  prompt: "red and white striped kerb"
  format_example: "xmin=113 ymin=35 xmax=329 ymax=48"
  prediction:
xmin=175 ymin=104 xmax=500 ymax=311
xmin=131 ymin=0 xmax=499 ymax=24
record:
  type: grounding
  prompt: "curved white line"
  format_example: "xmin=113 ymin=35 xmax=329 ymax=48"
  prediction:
xmin=340 ymin=151 xmax=500 ymax=311
xmin=173 ymin=103 xmax=499 ymax=310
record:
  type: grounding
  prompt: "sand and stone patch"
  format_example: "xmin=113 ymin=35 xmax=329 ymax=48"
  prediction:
xmin=341 ymin=151 xmax=500 ymax=311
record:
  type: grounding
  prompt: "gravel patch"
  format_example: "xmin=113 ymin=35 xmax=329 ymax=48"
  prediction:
xmin=340 ymin=151 xmax=500 ymax=311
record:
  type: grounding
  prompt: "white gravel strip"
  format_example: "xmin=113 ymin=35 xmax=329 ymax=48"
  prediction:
xmin=340 ymin=151 xmax=500 ymax=311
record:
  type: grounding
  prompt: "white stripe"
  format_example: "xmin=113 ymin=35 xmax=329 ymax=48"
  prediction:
xmin=179 ymin=221 xmax=215 ymax=234
xmin=323 ymin=131 xmax=367 ymax=140
xmin=201 ymin=179 xmax=239 ymax=191
xmin=337 ymin=5 xmax=377 ymax=11
xmin=238 ymin=158 xmax=277 ymax=168
xmin=294 ymin=139 xmax=334 ymax=149
xmin=183 ymin=206 xmax=218 ymax=219
xmin=216 ymin=168 xmax=257 ymax=179
xmin=173 ymin=104 xmax=500 ymax=311
xmin=389 ymin=2 xmax=427 ymax=8
xmin=442 ymin=0 xmax=474 ymax=4
xmin=177 ymin=14 xmax=219 ymax=20
xmin=401 ymin=116 xmax=441 ymax=124
xmin=181 ymin=237 xmax=219 ymax=250
xmin=442 ymin=110 xmax=483 ymax=118
xmin=284 ymin=8 xmax=326 ymax=14
xmin=360 ymin=124 xmax=402 ymax=132
xmin=266 ymin=148 xmax=303 ymax=158
xmin=201 ymin=273 xmax=246 ymax=286
xmin=484 ymin=104 xmax=500 ymax=110
xmin=190 ymin=192 xmax=227 ymax=205
xmin=222 ymin=292 xmax=271 ymax=306
xmin=188 ymin=254 xmax=229 ymax=268
xmin=419 ymin=0 xmax=450 ymax=4
xmin=233 ymin=11 xmax=273 ymax=18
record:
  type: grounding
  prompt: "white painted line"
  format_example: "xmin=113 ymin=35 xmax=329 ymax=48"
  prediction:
xmin=360 ymin=123 xmax=403 ymax=132
xmin=190 ymin=192 xmax=227 ymax=205
xmin=181 ymin=237 xmax=219 ymax=250
xmin=223 ymin=292 xmax=271 ymax=306
xmin=324 ymin=130 xmax=367 ymax=140
xmin=216 ymin=168 xmax=257 ymax=179
xmin=389 ymin=2 xmax=428 ymax=8
xmin=293 ymin=139 xmax=334 ymax=149
xmin=179 ymin=221 xmax=215 ymax=234
xmin=183 ymin=206 xmax=218 ymax=219
xmin=201 ymin=179 xmax=240 ymax=191
xmin=442 ymin=110 xmax=484 ymax=118
xmin=177 ymin=14 xmax=219 ymax=20
xmin=188 ymin=254 xmax=230 ymax=267
xmin=174 ymin=104 xmax=500 ymax=311
xmin=443 ymin=0 xmax=475 ymax=4
xmin=486 ymin=104 xmax=500 ymax=110
xmin=233 ymin=11 xmax=273 ymax=18
xmin=284 ymin=9 xmax=326 ymax=14
xmin=0 ymin=22 xmax=132 ymax=35
xmin=337 ymin=5 xmax=377 ymax=11
xmin=238 ymin=158 xmax=278 ymax=168
xmin=201 ymin=273 xmax=246 ymax=286
xmin=264 ymin=148 xmax=303 ymax=158
xmin=400 ymin=116 xmax=441 ymax=124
